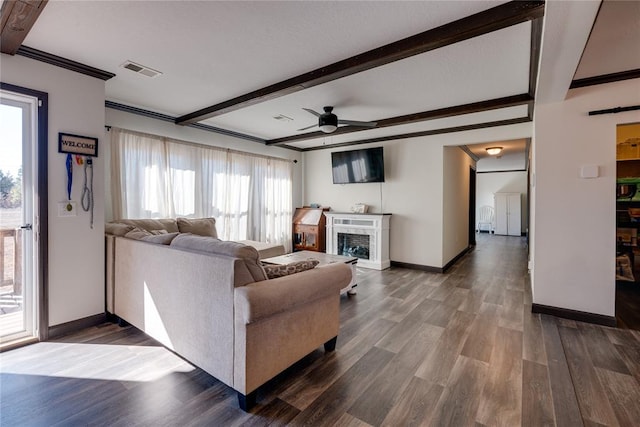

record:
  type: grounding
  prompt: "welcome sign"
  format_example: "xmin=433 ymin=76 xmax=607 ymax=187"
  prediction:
xmin=58 ymin=132 xmax=98 ymax=157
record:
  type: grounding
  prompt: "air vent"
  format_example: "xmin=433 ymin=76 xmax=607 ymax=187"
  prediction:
xmin=121 ymin=61 xmax=162 ymax=78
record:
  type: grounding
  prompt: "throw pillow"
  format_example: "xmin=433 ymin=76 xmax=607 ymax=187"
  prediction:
xmin=177 ymin=217 xmax=218 ymax=238
xmin=140 ymin=232 xmax=179 ymax=245
xmin=170 ymin=234 xmax=266 ymax=282
xmin=124 ymin=228 xmax=152 ymax=240
xmin=118 ymin=218 xmax=179 ymax=233
xmin=262 ymin=260 xmax=320 ymax=279
xmin=105 ymin=222 xmax=135 ymax=236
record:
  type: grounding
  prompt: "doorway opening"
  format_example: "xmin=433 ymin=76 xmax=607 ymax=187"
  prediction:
xmin=615 ymin=122 xmax=640 ymax=330
xmin=0 ymin=83 xmax=48 ymax=350
xmin=467 ymin=139 xmax=529 ymax=241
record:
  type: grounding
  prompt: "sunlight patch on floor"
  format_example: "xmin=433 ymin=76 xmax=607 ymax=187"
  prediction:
xmin=0 ymin=342 xmax=194 ymax=382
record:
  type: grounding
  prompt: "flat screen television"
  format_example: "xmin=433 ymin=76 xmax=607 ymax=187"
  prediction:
xmin=331 ymin=147 xmax=385 ymax=184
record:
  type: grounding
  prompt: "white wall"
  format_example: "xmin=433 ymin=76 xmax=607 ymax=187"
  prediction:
xmin=442 ymin=147 xmax=475 ymax=264
xmin=1 ymin=55 xmax=106 ymax=326
xmin=304 ymin=141 xmax=444 ymax=266
xmin=304 ymin=122 xmax=532 ymax=268
xmin=532 ymin=79 xmax=640 ymax=317
xmin=476 ymin=170 xmax=528 ymax=233
xmin=104 ymin=108 xmax=303 ymax=221
xmin=476 ymin=151 xmax=526 ymax=172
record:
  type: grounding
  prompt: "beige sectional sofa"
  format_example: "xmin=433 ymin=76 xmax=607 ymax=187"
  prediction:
xmin=105 ymin=218 xmax=351 ymax=411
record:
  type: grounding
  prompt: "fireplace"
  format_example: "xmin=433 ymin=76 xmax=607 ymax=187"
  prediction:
xmin=337 ymin=232 xmax=370 ymax=260
xmin=324 ymin=213 xmax=391 ymax=270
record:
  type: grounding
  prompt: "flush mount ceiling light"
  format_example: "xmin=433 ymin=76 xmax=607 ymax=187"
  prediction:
xmin=486 ymin=147 xmax=503 ymax=156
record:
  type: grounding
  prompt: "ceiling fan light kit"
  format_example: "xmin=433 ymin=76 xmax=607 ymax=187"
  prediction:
xmin=319 ymin=107 xmax=338 ymax=133
xmin=298 ymin=106 xmax=377 ymax=134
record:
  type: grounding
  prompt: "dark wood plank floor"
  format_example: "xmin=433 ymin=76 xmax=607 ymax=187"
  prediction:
xmin=616 ymin=281 xmax=640 ymax=330
xmin=2 ymin=234 xmax=640 ymax=426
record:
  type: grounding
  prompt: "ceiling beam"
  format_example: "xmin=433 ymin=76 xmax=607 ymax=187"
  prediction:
xmin=529 ymin=17 xmax=544 ymax=98
xmin=266 ymin=93 xmax=533 ymax=146
xmin=570 ymin=69 xmax=640 ymax=89
xmin=1 ymin=0 xmax=48 ymax=55
xmin=300 ymin=117 xmax=531 ymax=152
xmin=175 ymin=0 xmax=544 ymax=125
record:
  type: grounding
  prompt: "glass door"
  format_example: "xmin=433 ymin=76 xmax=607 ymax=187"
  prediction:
xmin=0 ymin=90 xmax=38 ymax=344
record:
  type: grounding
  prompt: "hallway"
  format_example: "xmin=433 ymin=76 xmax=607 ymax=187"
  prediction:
xmin=1 ymin=234 xmax=639 ymax=426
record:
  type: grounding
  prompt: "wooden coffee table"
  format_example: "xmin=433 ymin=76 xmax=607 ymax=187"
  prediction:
xmin=261 ymin=250 xmax=358 ymax=295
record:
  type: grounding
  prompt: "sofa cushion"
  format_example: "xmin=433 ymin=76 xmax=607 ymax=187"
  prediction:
xmin=105 ymin=222 xmax=136 ymax=236
xmin=170 ymin=234 xmax=266 ymax=282
xmin=141 ymin=232 xmax=180 ymax=245
xmin=262 ymin=260 xmax=319 ymax=279
xmin=124 ymin=228 xmax=153 ymax=240
xmin=238 ymin=240 xmax=285 ymax=259
xmin=117 ymin=218 xmax=179 ymax=233
xmin=177 ymin=217 xmax=218 ymax=238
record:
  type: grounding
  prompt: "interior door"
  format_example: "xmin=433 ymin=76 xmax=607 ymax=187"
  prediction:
xmin=507 ymin=193 xmax=521 ymax=236
xmin=0 ymin=90 xmax=38 ymax=345
xmin=494 ymin=193 xmax=508 ymax=235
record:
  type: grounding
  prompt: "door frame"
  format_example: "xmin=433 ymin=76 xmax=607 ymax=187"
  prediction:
xmin=468 ymin=165 xmax=476 ymax=247
xmin=1 ymin=82 xmax=49 ymax=341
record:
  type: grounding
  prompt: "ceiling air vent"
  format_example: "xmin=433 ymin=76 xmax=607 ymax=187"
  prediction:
xmin=121 ymin=61 xmax=162 ymax=78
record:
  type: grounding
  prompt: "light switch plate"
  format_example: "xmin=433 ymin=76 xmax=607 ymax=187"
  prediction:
xmin=580 ymin=165 xmax=599 ymax=179
xmin=58 ymin=201 xmax=77 ymax=217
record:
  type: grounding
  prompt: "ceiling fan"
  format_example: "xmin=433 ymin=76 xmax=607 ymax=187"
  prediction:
xmin=297 ymin=106 xmax=377 ymax=134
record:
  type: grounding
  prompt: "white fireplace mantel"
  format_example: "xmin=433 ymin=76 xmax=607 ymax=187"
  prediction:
xmin=324 ymin=212 xmax=391 ymax=270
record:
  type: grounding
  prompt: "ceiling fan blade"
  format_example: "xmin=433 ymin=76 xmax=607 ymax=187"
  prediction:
xmin=338 ymin=119 xmax=378 ymax=128
xmin=297 ymin=124 xmax=318 ymax=131
xmin=302 ymin=108 xmax=321 ymax=117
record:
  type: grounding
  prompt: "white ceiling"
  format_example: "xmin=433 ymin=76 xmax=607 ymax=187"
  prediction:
xmin=467 ymin=138 xmax=527 ymax=160
xmin=14 ymin=0 xmax=640 ymax=154
xmin=574 ymin=0 xmax=640 ymax=80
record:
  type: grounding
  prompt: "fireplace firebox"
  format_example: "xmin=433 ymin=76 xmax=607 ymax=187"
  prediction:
xmin=337 ymin=233 xmax=370 ymax=259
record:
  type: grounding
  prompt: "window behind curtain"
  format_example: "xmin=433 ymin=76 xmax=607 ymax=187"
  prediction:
xmin=111 ymin=128 xmax=293 ymax=251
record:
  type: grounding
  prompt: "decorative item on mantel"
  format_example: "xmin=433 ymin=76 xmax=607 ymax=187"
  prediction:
xmin=324 ymin=212 xmax=391 ymax=270
xmin=350 ymin=203 xmax=368 ymax=213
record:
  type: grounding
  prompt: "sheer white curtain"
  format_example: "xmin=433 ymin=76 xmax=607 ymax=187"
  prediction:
xmin=111 ymin=128 xmax=293 ymax=250
xmin=249 ymin=156 xmax=293 ymax=248
xmin=111 ymin=128 xmax=171 ymax=219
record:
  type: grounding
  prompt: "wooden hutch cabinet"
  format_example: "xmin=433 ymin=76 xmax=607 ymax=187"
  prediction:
xmin=292 ymin=207 xmax=329 ymax=252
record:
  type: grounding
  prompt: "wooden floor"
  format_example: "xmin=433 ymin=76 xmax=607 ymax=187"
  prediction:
xmin=2 ymin=234 xmax=640 ymax=426
xmin=616 ymin=281 xmax=640 ymax=329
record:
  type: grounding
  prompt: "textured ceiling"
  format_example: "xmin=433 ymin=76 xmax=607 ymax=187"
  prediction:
xmin=574 ymin=0 xmax=640 ymax=80
xmin=13 ymin=0 xmax=638 ymax=153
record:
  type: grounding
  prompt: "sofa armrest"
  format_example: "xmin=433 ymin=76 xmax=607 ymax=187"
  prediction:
xmin=234 ymin=262 xmax=351 ymax=324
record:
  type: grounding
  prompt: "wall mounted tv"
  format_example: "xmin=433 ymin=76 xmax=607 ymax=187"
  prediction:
xmin=331 ymin=147 xmax=385 ymax=184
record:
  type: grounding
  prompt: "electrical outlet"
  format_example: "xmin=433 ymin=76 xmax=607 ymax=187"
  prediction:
xmin=58 ymin=201 xmax=77 ymax=217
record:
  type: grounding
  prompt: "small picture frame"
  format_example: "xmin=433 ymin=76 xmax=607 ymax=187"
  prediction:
xmin=58 ymin=132 xmax=98 ymax=157
xmin=351 ymin=203 xmax=368 ymax=213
